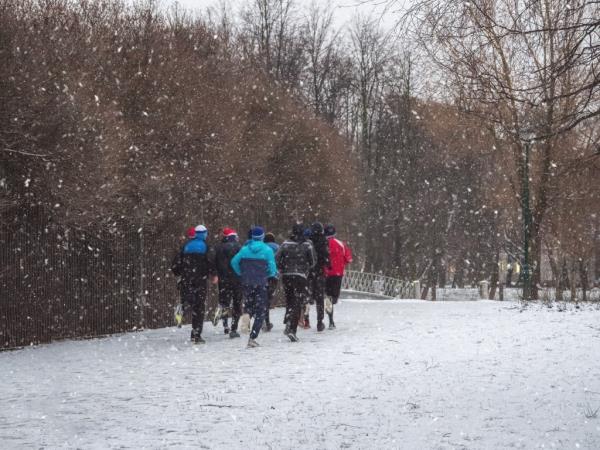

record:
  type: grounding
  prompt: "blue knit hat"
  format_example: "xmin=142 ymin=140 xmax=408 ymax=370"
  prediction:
xmin=251 ymin=226 xmax=265 ymax=240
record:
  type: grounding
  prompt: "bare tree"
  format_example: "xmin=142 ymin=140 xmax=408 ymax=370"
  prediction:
xmin=401 ymin=0 xmax=600 ymax=298
xmin=239 ymin=0 xmax=305 ymax=88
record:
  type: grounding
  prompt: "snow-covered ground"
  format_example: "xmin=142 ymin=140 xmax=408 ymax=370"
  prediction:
xmin=2 ymin=299 xmax=600 ymax=449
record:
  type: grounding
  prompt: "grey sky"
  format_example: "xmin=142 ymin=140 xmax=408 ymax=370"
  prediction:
xmin=165 ymin=0 xmax=400 ymax=29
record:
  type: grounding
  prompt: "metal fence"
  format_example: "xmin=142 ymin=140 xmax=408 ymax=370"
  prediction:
xmin=0 ymin=216 xmax=295 ymax=350
xmin=0 ymin=218 xmax=215 ymax=350
xmin=341 ymin=270 xmax=413 ymax=299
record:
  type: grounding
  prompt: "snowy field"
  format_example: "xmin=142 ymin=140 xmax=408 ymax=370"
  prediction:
xmin=2 ymin=299 xmax=600 ymax=450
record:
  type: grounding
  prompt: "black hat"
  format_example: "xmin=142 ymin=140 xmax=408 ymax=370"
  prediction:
xmin=311 ymin=222 xmax=324 ymax=235
xmin=292 ymin=223 xmax=305 ymax=239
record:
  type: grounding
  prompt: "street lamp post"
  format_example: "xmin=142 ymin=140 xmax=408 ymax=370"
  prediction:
xmin=521 ymin=139 xmax=533 ymax=300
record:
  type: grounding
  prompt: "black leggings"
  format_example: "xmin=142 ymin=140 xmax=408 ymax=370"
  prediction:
xmin=283 ymin=275 xmax=308 ymax=334
xmin=218 ymin=279 xmax=243 ymax=331
xmin=182 ymin=284 xmax=207 ymax=337
xmin=311 ymin=274 xmax=326 ymax=323
xmin=266 ymin=277 xmax=278 ymax=325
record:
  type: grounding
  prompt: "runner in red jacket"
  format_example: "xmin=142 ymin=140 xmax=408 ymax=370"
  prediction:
xmin=324 ymin=224 xmax=353 ymax=329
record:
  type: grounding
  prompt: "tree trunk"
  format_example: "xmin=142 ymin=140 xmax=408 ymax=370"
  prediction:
xmin=569 ymin=260 xmax=578 ymax=303
xmin=431 ymin=252 xmax=440 ymax=301
xmin=547 ymin=247 xmax=560 ymax=288
xmin=454 ymin=256 xmax=465 ymax=288
xmin=488 ymin=249 xmax=500 ymax=300
xmin=579 ymin=259 xmax=588 ymax=303
xmin=489 ymin=255 xmax=499 ymax=300
xmin=556 ymin=260 xmax=564 ymax=301
xmin=530 ymin=230 xmax=542 ymax=300
xmin=595 ymin=231 xmax=600 ymax=285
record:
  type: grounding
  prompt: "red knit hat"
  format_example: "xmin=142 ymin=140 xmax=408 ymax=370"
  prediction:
xmin=222 ymin=227 xmax=238 ymax=237
xmin=186 ymin=227 xmax=196 ymax=238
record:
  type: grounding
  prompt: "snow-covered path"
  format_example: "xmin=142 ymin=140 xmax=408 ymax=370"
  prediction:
xmin=2 ymin=299 xmax=600 ymax=449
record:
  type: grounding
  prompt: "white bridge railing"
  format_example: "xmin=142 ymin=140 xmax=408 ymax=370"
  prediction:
xmin=341 ymin=270 xmax=414 ymax=299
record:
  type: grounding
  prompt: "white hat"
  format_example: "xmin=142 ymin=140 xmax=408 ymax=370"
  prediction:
xmin=195 ymin=225 xmax=207 ymax=233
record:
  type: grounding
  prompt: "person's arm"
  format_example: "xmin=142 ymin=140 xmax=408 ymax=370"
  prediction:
xmin=344 ymin=243 xmax=353 ymax=265
xmin=207 ymin=245 xmax=217 ymax=275
xmin=307 ymin=242 xmax=316 ymax=268
xmin=213 ymin=249 xmax=221 ymax=282
xmin=266 ymin=246 xmax=278 ymax=278
xmin=230 ymin=248 xmax=242 ymax=276
xmin=275 ymin=246 xmax=284 ymax=272
xmin=323 ymin=240 xmax=331 ymax=269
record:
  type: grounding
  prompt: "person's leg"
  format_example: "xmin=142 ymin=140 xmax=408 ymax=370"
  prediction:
xmin=303 ymin=272 xmax=314 ymax=327
xmin=283 ymin=303 xmax=290 ymax=325
xmin=230 ymin=282 xmax=243 ymax=333
xmin=216 ymin=280 xmax=230 ymax=330
xmin=200 ymin=290 xmax=206 ymax=336
xmin=265 ymin=304 xmax=270 ymax=329
xmin=190 ymin=301 xmax=200 ymax=340
xmin=289 ymin=276 xmax=306 ymax=335
xmin=283 ymin=277 xmax=294 ymax=331
xmin=326 ymin=276 xmax=342 ymax=327
xmin=325 ymin=276 xmax=334 ymax=324
xmin=302 ymin=304 xmax=310 ymax=328
xmin=180 ymin=285 xmax=193 ymax=330
xmin=223 ymin=281 xmax=235 ymax=331
xmin=218 ymin=281 xmax=229 ymax=308
xmin=240 ymin=284 xmax=254 ymax=333
xmin=315 ymin=275 xmax=325 ymax=330
xmin=250 ymin=286 xmax=268 ymax=340
xmin=191 ymin=285 xmax=206 ymax=341
xmin=283 ymin=278 xmax=291 ymax=324
xmin=177 ymin=281 xmax=189 ymax=322
xmin=264 ymin=278 xmax=277 ymax=330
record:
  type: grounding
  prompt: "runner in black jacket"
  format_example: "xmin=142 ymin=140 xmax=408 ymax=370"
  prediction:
xmin=171 ymin=225 xmax=216 ymax=344
xmin=308 ymin=222 xmax=331 ymax=332
xmin=276 ymin=224 xmax=316 ymax=341
xmin=213 ymin=228 xmax=243 ymax=338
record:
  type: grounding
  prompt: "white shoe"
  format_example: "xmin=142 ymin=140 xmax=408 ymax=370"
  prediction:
xmin=247 ymin=338 xmax=259 ymax=348
xmin=325 ymin=297 xmax=333 ymax=314
xmin=240 ymin=313 xmax=251 ymax=334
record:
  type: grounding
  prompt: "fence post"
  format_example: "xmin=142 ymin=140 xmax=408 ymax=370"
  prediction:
xmin=479 ymin=281 xmax=489 ymax=299
xmin=373 ymin=277 xmax=384 ymax=295
xmin=498 ymin=251 xmax=507 ymax=301
xmin=137 ymin=226 xmax=146 ymax=329
xmin=412 ymin=280 xmax=420 ymax=299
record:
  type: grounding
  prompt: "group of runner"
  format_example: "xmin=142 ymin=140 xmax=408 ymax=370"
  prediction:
xmin=171 ymin=222 xmax=352 ymax=348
